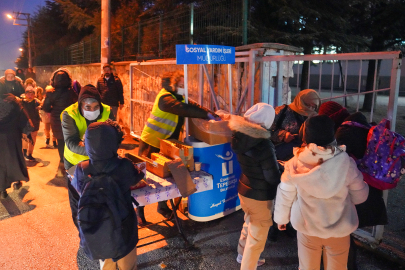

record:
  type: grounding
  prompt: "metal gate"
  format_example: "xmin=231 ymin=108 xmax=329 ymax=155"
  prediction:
xmin=129 ymin=49 xmax=402 ymax=245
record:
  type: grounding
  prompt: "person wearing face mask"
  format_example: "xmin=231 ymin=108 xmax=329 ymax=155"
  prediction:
xmin=61 ymin=84 xmax=114 ymax=229
xmin=137 ymin=70 xmax=219 ymax=223
xmin=96 ymin=64 xmax=124 ymax=119
xmin=0 ymin=69 xmax=25 ymax=97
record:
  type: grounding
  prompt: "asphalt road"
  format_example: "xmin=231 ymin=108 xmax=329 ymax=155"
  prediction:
xmin=0 ymin=124 xmax=403 ymax=270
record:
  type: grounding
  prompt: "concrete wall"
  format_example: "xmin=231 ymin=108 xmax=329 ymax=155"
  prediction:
xmin=34 ymin=63 xmax=132 ymax=130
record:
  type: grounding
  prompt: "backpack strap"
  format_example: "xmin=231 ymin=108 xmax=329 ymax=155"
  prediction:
xmin=341 ymin=121 xmax=370 ymax=130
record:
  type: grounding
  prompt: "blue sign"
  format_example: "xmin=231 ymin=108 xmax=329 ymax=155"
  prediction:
xmin=176 ymin=44 xmax=235 ymax=65
xmin=187 ymin=139 xmax=241 ymax=222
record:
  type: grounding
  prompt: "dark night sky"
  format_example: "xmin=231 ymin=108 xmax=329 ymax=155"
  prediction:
xmin=0 ymin=0 xmax=46 ymax=71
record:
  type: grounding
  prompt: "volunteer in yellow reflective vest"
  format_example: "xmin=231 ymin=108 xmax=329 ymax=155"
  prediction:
xmin=138 ymin=71 xmax=220 ymax=222
xmin=61 ymin=84 xmax=114 ymax=228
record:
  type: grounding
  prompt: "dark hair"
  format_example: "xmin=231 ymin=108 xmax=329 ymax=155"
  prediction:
xmin=102 ymin=64 xmax=111 ymax=69
xmin=50 ymin=69 xmax=72 ymax=88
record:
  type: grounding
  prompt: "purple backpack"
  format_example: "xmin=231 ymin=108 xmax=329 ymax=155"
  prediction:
xmin=342 ymin=119 xmax=405 ymax=190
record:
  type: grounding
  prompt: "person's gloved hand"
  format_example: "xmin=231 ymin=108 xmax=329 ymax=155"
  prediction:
xmin=207 ymin=113 xmax=221 ymax=121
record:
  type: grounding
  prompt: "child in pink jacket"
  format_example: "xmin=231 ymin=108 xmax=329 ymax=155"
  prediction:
xmin=274 ymin=115 xmax=369 ymax=270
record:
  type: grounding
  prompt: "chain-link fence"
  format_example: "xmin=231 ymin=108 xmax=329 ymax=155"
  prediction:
xmin=35 ymin=0 xmax=249 ymax=66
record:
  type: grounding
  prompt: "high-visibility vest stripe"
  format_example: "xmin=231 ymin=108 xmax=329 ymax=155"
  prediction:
xmin=148 ymin=114 xmax=177 ymax=127
xmin=145 ymin=122 xmax=173 ymax=135
xmin=62 ymin=102 xmax=111 ymax=165
xmin=140 ymin=89 xmax=184 ymax=148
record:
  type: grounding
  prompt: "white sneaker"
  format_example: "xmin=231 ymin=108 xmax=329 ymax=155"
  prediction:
xmin=236 ymin=254 xmax=265 ymax=267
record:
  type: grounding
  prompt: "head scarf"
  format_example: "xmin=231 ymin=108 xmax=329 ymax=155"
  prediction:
xmin=289 ymin=89 xmax=321 ymax=117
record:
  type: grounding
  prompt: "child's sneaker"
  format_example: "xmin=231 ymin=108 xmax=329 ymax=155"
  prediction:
xmin=236 ymin=254 xmax=265 ymax=267
xmin=26 ymin=154 xmax=36 ymax=162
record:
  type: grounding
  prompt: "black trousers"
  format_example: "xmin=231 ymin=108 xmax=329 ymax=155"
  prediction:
xmin=57 ymin=139 xmax=64 ymax=163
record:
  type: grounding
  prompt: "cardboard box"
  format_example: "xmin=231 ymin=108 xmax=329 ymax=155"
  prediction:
xmin=160 ymin=139 xmax=195 ymax=171
xmin=188 ymin=118 xmax=232 ymax=145
xmin=125 ymin=153 xmax=171 ymax=178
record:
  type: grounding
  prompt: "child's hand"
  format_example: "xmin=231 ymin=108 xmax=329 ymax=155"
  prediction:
xmin=284 ymin=132 xmax=296 ymax=143
xmin=278 ymin=224 xmax=287 ymax=231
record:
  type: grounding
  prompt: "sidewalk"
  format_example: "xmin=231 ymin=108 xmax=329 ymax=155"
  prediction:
xmin=0 ymin=124 xmax=403 ymax=269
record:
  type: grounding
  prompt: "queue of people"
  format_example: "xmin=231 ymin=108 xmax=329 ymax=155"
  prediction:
xmin=0 ymin=64 xmax=392 ymax=270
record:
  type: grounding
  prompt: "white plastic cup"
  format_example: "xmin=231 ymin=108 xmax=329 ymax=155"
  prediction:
xmin=195 ymin=162 xmax=201 ymax=171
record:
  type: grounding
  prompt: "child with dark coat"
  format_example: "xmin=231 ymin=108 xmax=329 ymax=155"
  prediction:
xmin=336 ymin=112 xmax=388 ymax=270
xmin=72 ymin=120 xmax=144 ymax=270
xmin=229 ymin=103 xmax=282 ymax=269
xmin=21 ymin=86 xmax=41 ymax=161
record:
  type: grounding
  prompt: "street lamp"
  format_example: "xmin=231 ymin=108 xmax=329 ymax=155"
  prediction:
xmin=6 ymin=12 xmax=33 ymax=68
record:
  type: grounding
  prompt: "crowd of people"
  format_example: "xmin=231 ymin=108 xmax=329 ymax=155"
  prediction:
xmin=0 ymin=66 xmax=390 ymax=270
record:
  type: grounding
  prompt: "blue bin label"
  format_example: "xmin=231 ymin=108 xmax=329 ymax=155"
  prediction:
xmin=188 ymin=143 xmax=241 ymax=219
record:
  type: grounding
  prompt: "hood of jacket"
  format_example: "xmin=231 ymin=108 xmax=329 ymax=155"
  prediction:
xmin=85 ymin=121 xmax=119 ymax=170
xmin=228 ymin=115 xmax=270 ymax=153
xmin=78 ymin=84 xmax=101 ymax=105
xmin=283 ymin=143 xmax=350 ymax=199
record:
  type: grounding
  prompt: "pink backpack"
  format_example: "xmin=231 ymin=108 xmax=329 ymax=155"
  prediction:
xmin=342 ymin=119 xmax=405 ymax=190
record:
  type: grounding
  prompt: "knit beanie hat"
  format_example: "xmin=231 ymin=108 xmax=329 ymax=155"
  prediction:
xmin=244 ymin=103 xmax=275 ymax=129
xmin=4 ymin=69 xmax=16 ymax=76
xmin=318 ymin=101 xmax=350 ymax=129
xmin=78 ymin=84 xmax=101 ymax=105
xmin=303 ymin=115 xmax=335 ymax=147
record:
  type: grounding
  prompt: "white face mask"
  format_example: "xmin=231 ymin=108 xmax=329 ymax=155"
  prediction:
xmin=176 ymin=87 xmax=185 ymax=96
xmin=83 ymin=109 xmax=100 ymax=121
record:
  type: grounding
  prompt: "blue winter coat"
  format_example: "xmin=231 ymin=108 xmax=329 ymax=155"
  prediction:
xmin=72 ymin=121 xmax=144 ymax=261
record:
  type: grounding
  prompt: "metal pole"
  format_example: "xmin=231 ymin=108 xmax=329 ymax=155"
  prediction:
xmin=101 ymin=0 xmax=111 ymax=68
xmin=159 ymin=16 xmax=162 ymax=58
xmin=138 ymin=22 xmax=141 ymax=57
xmin=387 ymin=54 xmax=402 ymax=132
xmin=90 ymin=36 xmax=92 ymax=63
xmin=184 ymin=64 xmax=189 ymax=138
xmin=190 ymin=3 xmax=194 ymax=44
xmin=121 ymin=27 xmax=125 ymax=61
xmin=27 ymin=15 xmax=32 ymax=68
xmin=242 ymin=0 xmax=248 ymax=45
xmin=198 ymin=65 xmax=204 ymax=105
xmin=228 ymin=64 xmax=233 ymax=114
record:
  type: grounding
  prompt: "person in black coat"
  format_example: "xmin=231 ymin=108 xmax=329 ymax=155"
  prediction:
xmin=229 ymin=103 xmax=282 ymax=269
xmin=96 ymin=64 xmax=124 ymax=119
xmin=0 ymin=95 xmax=34 ymax=199
xmin=0 ymin=69 xmax=25 ymax=97
xmin=336 ymin=112 xmax=388 ymax=270
xmin=43 ymin=68 xmax=78 ymax=177
xmin=16 ymin=68 xmax=26 ymax=82
xmin=72 ymin=120 xmax=144 ymax=268
xmin=21 ymin=86 xmax=41 ymax=161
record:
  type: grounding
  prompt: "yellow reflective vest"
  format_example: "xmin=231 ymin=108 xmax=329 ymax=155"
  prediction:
xmin=140 ymin=88 xmax=184 ymax=148
xmin=62 ymin=102 xmax=111 ymax=165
